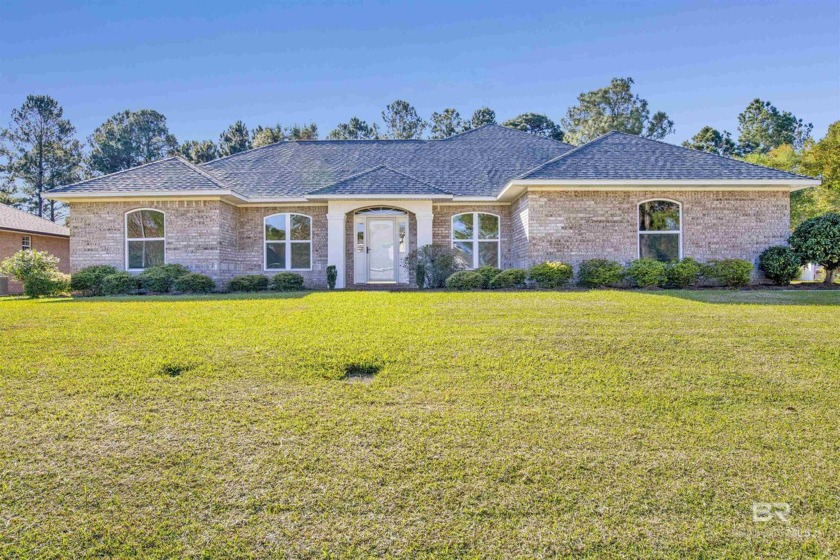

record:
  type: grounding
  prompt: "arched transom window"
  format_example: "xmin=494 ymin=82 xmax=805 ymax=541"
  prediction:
xmin=638 ymin=200 xmax=682 ymax=262
xmin=264 ymin=213 xmax=312 ymax=270
xmin=452 ymin=212 xmax=500 ymax=268
xmin=126 ymin=209 xmax=165 ymax=270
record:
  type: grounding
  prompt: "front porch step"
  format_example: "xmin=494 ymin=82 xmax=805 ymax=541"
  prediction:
xmin=346 ymin=284 xmax=416 ymax=291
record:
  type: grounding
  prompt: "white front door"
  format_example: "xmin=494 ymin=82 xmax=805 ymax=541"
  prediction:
xmin=367 ymin=218 xmax=397 ymax=282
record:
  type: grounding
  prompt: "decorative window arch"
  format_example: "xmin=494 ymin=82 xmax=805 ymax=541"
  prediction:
xmin=126 ymin=209 xmax=165 ymax=270
xmin=452 ymin=212 xmax=500 ymax=268
xmin=264 ymin=213 xmax=312 ymax=271
xmin=638 ymin=199 xmax=682 ymax=262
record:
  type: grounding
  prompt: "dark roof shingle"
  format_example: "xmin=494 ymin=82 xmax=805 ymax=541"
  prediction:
xmin=307 ymin=166 xmax=452 ymax=197
xmin=0 ymin=203 xmax=70 ymax=236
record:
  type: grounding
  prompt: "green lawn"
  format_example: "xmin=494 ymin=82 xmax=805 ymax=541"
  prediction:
xmin=1 ymin=290 xmax=838 ymax=558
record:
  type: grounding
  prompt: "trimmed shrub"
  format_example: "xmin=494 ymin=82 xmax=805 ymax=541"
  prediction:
xmin=445 ymin=271 xmax=485 ymax=290
xmin=577 ymin=259 xmax=626 ymax=288
xmin=326 ymin=265 xmax=337 ymax=290
xmin=759 ymin=246 xmax=801 ymax=285
xmin=626 ymin=259 xmax=668 ymax=288
xmin=664 ymin=258 xmax=702 ymax=288
xmin=475 ymin=266 xmax=502 ymax=288
xmin=703 ymin=259 xmax=753 ymax=287
xmin=489 ymin=268 xmax=527 ymax=289
xmin=102 ymin=272 xmax=138 ymax=295
xmin=528 ymin=261 xmax=573 ymax=288
xmin=138 ymin=264 xmax=190 ymax=293
xmin=271 ymin=272 xmax=305 ymax=291
xmin=70 ymin=265 xmax=119 ymax=296
xmin=228 ymin=274 xmax=269 ymax=292
xmin=405 ymin=245 xmax=462 ymax=289
xmin=0 ymin=249 xmax=62 ymax=297
xmin=24 ymin=271 xmax=70 ymax=298
xmin=173 ymin=273 xmax=215 ymax=294
xmin=788 ymin=212 xmax=840 ymax=283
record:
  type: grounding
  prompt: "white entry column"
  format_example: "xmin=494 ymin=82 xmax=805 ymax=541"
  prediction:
xmin=415 ymin=211 xmax=434 ymax=248
xmin=326 ymin=208 xmax=347 ymax=288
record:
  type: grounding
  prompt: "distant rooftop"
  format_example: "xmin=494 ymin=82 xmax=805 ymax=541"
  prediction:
xmin=0 ymin=203 xmax=70 ymax=237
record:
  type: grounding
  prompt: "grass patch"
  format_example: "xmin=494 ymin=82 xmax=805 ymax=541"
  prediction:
xmin=0 ymin=290 xmax=838 ymax=557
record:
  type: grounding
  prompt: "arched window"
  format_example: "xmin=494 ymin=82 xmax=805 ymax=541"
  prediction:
xmin=452 ymin=212 xmax=500 ymax=268
xmin=638 ymin=200 xmax=681 ymax=262
xmin=126 ymin=209 xmax=165 ymax=270
xmin=264 ymin=213 xmax=312 ymax=271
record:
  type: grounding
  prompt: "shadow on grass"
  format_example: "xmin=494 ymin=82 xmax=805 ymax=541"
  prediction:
xmin=37 ymin=291 xmax=313 ymax=304
xmin=640 ymin=288 xmax=840 ymax=306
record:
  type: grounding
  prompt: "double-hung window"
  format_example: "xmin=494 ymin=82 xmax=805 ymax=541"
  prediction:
xmin=452 ymin=212 xmax=500 ymax=268
xmin=265 ymin=213 xmax=312 ymax=270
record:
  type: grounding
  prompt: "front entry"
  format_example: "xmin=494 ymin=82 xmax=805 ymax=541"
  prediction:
xmin=367 ymin=217 xmax=397 ymax=282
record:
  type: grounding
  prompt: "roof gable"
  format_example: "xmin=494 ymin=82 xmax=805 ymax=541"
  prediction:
xmin=522 ymin=131 xmax=814 ymax=181
xmin=307 ymin=166 xmax=452 ymax=197
xmin=0 ymin=203 xmax=69 ymax=236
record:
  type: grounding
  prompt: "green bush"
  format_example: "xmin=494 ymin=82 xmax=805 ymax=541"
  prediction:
xmin=489 ymin=268 xmax=527 ymax=289
xmin=228 ymin=274 xmax=269 ymax=292
xmin=759 ymin=246 xmax=801 ymax=285
xmin=70 ymin=265 xmax=119 ymax=296
xmin=475 ymin=266 xmax=502 ymax=288
xmin=415 ymin=264 xmax=426 ymax=289
xmin=326 ymin=265 xmax=337 ymax=290
xmin=626 ymin=259 xmax=668 ymax=288
xmin=138 ymin=264 xmax=190 ymax=294
xmin=271 ymin=272 xmax=305 ymax=291
xmin=445 ymin=271 xmax=485 ymax=290
xmin=664 ymin=258 xmax=702 ymax=288
xmin=528 ymin=261 xmax=573 ymax=288
xmin=703 ymin=259 xmax=753 ymax=287
xmin=788 ymin=212 xmax=840 ymax=283
xmin=102 ymin=272 xmax=138 ymax=295
xmin=404 ymin=245 xmax=462 ymax=288
xmin=24 ymin=270 xmax=71 ymax=298
xmin=173 ymin=273 xmax=216 ymax=294
xmin=577 ymin=259 xmax=626 ymax=288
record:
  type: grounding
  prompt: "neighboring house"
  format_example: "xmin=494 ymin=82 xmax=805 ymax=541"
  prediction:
xmin=46 ymin=125 xmax=817 ymax=288
xmin=0 ymin=203 xmax=70 ymax=295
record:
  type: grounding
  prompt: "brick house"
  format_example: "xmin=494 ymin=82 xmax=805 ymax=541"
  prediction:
xmin=0 ymin=203 xmax=70 ymax=295
xmin=46 ymin=126 xmax=817 ymax=288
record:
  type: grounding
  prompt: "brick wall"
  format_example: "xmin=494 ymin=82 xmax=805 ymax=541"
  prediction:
xmin=431 ymin=204 xmax=512 ymax=268
xmin=0 ymin=230 xmax=70 ymax=294
xmin=521 ymin=190 xmax=790 ymax=277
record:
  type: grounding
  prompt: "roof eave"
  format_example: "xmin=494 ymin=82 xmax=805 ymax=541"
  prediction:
xmin=45 ymin=189 xmax=249 ymax=204
xmin=497 ymin=179 xmax=821 ymax=201
xmin=305 ymin=194 xmax=454 ymax=200
xmin=0 ymin=226 xmax=70 ymax=238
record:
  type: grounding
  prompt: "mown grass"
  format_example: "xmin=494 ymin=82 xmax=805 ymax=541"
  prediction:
xmin=1 ymin=290 xmax=838 ymax=558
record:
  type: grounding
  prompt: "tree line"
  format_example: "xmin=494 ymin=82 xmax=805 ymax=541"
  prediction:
xmin=0 ymin=77 xmax=835 ymax=224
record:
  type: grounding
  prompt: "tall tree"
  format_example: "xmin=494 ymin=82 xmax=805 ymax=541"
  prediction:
xmin=218 ymin=121 xmax=252 ymax=157
xmin=252 ymin=124 xmax=285 ymax=147
xmin=177 ymin=140 xmax=218 ymax=163
xmin=1 ymin=95 xmax=82 ymax=220
xmin=328 ymin=117 xmax=380 ymax=140
xmin=737 ymin=98 xmax=813 ymax=155
xmin=87 ymin=109 xmax=177 ymax=176
xmin=286 ymin=123 xmax=318 ymax=141
xmin=471 ymin=107 xmax=497 ymax=128
xmin=382 ymin=100 xmax=427 ymax=140
xmin=561 ymin=77 xmax=674 ymax=145
xmin=682 ymin=126 xmax=738 ymax=157
xmin=798 ymin=121 xmax=840 ymax=223
xmin=502 ymin=113 xmax=564 ymax=141
xmin=430 ymin=108 xmax=468 ymax=139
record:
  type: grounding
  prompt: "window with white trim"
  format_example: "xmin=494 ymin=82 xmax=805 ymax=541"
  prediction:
xmin=21 ymin=235 xmax=31 ymax=251
xmin=126 ymin=209 xmax=165 ymax=270
xmin=638 ymin=200 xmax=681 ymax=262
xmin=264 ymin=213 xmax=312 ymax=270
xmin=452 ymin=212 xmax=500 ymax=268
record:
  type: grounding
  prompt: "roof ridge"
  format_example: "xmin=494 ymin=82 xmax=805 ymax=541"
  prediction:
xmin=516 ymin=131 xmax=615 ymax=179
xmin=53 ymin=156 xmax=182 ymax=192
xmin=173 ymin=156 xmax=232 ymax=189
xmin=606 ymin=130 xmax=817 ymax=180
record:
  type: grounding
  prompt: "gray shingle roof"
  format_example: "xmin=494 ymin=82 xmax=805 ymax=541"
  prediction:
xmin=522 ymin=131 xmax=814 ymax=181
xmin=307 ymin=166 xmax=452 ymax=197
xmin=50 ymin=157 xmax=230 ymax=194
xmin=200 ymin=125 xmax=573 ymax=197
xmin=0 ymin=203 xmax=70 ymax=236
xmin=49 ymin=126 xmax=815 ymax=200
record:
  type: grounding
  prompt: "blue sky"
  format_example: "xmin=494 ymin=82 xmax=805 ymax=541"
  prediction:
xmin=1 ymin=0 xmax=838 ymax=145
